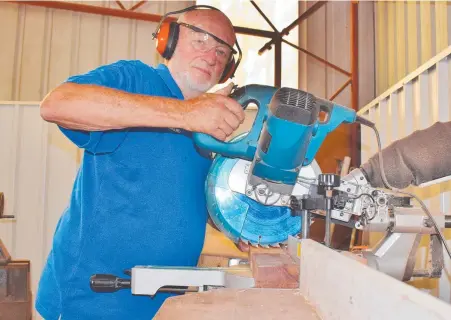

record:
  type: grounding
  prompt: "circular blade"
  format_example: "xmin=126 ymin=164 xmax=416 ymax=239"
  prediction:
xmin=206 ymin=151 xmax=321 ymax=246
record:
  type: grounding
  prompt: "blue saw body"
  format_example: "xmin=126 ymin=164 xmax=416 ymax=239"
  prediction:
xmin=194 ymin=85 xmax=357 ymax=245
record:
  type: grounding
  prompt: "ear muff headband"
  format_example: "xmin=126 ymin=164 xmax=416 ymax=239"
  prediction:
xmin=152 ymin=5 xmax=242 ymax=83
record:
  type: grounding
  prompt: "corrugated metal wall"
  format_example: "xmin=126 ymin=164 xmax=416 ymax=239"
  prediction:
xmin=375 ymin=1 xmax=451 ymax=95
xmin=359 ymin=46 xmax=451 ymax=302
xmin=0 ymin=1 xmax=195 ymax=101
xmin=372 ymin=1 xmax=451 ymax=300
xmin=298 ymin=1 xmax=375 ymax=173
xmin=0 ymin=2 xmax=194 ymax=319
xmin=372 ymin=2 xmax=451 ymax=301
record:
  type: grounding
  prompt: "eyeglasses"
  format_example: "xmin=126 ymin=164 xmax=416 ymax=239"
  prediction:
xmin=177 ymin=23 xmax=236 ymax=64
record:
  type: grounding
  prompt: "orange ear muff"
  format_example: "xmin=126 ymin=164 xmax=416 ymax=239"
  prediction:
xmin=219 ymin=56 xmax=236 ymax=84
xmin=155 ymin=21 xmax=180 ymax=60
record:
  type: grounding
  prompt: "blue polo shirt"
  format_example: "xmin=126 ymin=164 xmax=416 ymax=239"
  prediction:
xmin=36 ymin=60 xmax=212 ymax=320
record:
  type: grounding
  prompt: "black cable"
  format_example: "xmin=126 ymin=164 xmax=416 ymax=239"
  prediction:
xmin=347 ymin=193 xmax=375 ymax=203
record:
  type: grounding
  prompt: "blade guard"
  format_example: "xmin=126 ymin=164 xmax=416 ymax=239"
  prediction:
xmin=192 ymin=84 xmax=278 ymax=160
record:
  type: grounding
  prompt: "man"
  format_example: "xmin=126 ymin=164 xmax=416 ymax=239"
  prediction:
xmin=36 ymin=7 xmax=245 ymax=320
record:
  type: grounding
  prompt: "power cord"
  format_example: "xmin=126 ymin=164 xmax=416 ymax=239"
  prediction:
xmin=359 ymin=117 xmax=451 ymax=260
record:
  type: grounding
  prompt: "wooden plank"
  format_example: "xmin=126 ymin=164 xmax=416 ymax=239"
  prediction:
xmin=376 ymin=1 xmax=388 ymax=95
xmin=395 ymin=0 xmax=406 ymax=82
xmin=387 ymin=1 xmax=396 ymax=86
xmin=251 ymin=251 xmax=299 ymax=289
xmin=298 ymin=239 xmax=451 ymax=320
xmin=155 ymin=288 xmax=320 ymax=320
xmin=435 ymin=1 xmax=448 ymax=54
xmin=420 ymin=1 xmax=432 ymax=64
xmin=407 ymin=1 xmax=419 ymax=74
xmin=200 ymin=224 xmax=248 ymax=259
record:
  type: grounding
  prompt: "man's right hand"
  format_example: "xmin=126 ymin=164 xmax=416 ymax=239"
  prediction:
xmin=182 ymin=83 xmax=245 ymax=141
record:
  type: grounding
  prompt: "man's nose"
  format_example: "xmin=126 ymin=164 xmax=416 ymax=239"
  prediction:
xmin=202 ymin=48 xmax=217 ymax=65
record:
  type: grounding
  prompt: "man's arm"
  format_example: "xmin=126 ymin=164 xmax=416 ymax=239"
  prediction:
xmin=40 ymin=82 xmax=245 ymax=141
xmin=360 ymin=121 xmax=451 ymax=189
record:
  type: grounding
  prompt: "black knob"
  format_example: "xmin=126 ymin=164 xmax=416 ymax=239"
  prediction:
xmin=90 ymin=274 xmax=131 ymax=293
xmin=318 ymin=174 xmax=340 ymax=188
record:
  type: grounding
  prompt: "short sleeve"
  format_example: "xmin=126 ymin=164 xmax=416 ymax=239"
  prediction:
xmin=59 ymin=60 xmax=137 ymax=155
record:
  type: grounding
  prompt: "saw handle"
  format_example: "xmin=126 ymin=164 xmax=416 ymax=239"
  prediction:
xmin=302 ymin=100 xmax=357 ymax=165
xmin=193 ymin=84 xmax=278 ymax=160
xmin=90 ymin=274 xmax=131 ymax=293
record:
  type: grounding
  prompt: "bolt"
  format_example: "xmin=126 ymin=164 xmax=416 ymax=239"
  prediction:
xmin=340 ymin=212 xmax=344 ymax=217
xmin=347 ymin=188 xmax=351 ymax=192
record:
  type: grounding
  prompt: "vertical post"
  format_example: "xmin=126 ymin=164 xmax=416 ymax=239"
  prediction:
xmin=350 ymin=0 xmax=363 ymax=246
xmin=350 ymin=1 xmax=360 ymax=168
xmin=275 ymin=37 xmax=282 ymax=87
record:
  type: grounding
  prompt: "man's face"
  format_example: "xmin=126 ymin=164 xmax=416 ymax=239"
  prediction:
xmin=168 ymin=11 xmax=236 ymax=94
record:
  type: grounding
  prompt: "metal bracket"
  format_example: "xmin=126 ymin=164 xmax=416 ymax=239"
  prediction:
xmin=131 ymin=266 xmax=255 ymax=296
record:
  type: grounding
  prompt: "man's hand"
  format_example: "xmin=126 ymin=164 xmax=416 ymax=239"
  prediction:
xmin=182 ymin=83 xmax=245 ymax=141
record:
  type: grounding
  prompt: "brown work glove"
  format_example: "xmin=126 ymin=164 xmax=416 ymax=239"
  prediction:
xmin=361 ymin=121 xmax=451 ymax=189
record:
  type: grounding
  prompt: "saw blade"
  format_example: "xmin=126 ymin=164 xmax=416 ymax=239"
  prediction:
xmin=205 ymin=153 xmax=321 ymax=246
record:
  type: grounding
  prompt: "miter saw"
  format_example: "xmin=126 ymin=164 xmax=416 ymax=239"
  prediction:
xmin=90 ymin=84 xmax=451 ymax=297
xmin=196 ymin=84 xmax=356 ymax=247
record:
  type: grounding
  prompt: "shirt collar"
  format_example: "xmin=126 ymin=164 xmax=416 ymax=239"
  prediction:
xmin=156 ymin=64 xmax=184 ymax=100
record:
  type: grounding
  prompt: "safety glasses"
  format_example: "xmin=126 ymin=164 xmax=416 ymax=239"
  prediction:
xmin=177 ymin=22 xmax=236 ymax=64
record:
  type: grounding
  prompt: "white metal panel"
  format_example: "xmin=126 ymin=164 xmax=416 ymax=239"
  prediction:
xmin=358 ymin=46 xmax=451 ymax=302
xmin=0 ymin=102 xmax=79 ymax=320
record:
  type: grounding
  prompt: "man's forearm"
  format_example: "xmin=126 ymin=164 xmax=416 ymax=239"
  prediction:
xmin=40 ymin=83 xmax=186 ymax=131
xmin=361 ymin=121 xmax=451 ymax=188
